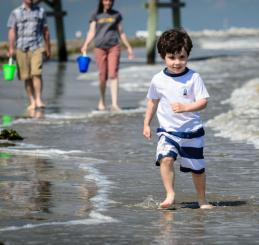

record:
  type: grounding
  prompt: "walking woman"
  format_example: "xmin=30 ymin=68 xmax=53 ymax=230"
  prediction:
xmin=81 ymin=0 xmax=133 ymax=111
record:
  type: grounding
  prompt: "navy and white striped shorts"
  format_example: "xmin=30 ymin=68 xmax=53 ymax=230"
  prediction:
xmin=156 ymin=128 xmax=206 ymax=174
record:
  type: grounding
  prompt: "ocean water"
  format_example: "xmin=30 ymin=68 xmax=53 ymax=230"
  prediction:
xmin=0 ymin=28 xmax=259 ymax=244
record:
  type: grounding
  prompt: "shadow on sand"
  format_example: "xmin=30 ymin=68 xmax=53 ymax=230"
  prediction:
xmin=180 ymin=200 xmax=247 ymax=209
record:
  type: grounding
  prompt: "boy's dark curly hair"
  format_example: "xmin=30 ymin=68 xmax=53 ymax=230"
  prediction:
xmin=157 ymin=28 xmax=193 ymax=59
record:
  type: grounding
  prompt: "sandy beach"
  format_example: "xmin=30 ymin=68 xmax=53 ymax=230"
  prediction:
xmin=0 ymin=30 xmax=259 ymax=244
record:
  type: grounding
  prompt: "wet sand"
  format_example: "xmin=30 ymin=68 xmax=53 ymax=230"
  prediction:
xmin=0 ymin=49 xmax=259 ymax=244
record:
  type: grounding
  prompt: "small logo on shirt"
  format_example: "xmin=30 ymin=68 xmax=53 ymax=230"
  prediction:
xmin=182 ymin=87 xmax=188 ymax=96
xmin=98 ymin=17 xmax=115 ymax=24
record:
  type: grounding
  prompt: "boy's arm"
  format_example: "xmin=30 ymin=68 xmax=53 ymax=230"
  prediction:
xmin=143 ymin=99 xmax=159 ymax=140
xmin=171 ymin=98 xmax=208 ymax=113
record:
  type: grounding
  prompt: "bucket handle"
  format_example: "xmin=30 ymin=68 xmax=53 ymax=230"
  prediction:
xmin=8 ymin=57 xmax=13 ymax=65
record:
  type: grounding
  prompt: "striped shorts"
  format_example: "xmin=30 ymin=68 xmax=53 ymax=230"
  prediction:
xmin=156 ymin=127 xmax=206 ymax=174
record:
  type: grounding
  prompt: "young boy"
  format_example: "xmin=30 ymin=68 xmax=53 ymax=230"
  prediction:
xmin=143 ymin=28 xmax=213 ymax=210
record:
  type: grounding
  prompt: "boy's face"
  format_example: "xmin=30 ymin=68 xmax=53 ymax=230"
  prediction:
xmin=164 ymin=49 xmax=188 ymax=74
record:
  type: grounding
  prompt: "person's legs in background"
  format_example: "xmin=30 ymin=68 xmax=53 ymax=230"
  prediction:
xmin=31 ymin=48 xmax=45 ymax=108
xmin=95 ymin=48 xmax=108 ymax=111
xmin=17 ymin=49 xmax=35 ymax=109
xmin=108 ymin=44 xmax=120 ymax=111
xmin=24 ymin=78 xmax=36 ymax=110
xmin=17 ymin=48 xmax=45 ymax=109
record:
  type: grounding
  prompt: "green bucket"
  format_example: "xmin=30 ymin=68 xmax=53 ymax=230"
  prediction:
xmin=2 ymin=115 xmax=13 ymax=126
xmin=3 ymin=58 xmax=16 ymax=81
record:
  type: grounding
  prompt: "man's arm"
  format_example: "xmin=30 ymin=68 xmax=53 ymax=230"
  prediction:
xmin=8 ymin=27 xmax=16 ymax=57
xmin=43 ymin=26 xmax=51 ymax=58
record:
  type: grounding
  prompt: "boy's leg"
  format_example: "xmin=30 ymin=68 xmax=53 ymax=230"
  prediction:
xmin=192 ymin=172 xmax=213 ymax=209
xmin=160 ymin=157 xmax=176 ymax=208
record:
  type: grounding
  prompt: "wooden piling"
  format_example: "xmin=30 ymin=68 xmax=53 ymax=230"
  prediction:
xmin=52 ymin=0 xmax=67 ymax=61
xmin=145 ymin=0 xmax=185 ymax=64
xmin=146 ymin=0 xmax=158 ymax=64
xmin=172 ymin=0 xmax=183 ymax=28
xmin=36 ymin=0 xmax=68 ymax=62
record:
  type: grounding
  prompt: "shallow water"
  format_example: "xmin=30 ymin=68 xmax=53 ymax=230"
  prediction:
xmin=1 ymin=35 xmax=259 ymax=244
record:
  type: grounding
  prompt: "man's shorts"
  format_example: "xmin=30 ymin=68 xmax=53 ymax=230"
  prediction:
xmin=94 ymin=44 xmax=120 ymax=82
xmin=16 ymin=48 xmax=44 ymax=80
xmin=156 ymin=128 xmax=206 ymax=174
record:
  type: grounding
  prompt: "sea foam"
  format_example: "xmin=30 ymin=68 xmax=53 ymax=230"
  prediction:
xmin=0 ymin=211 xmax=118 ymax=232
xmin=206 ymin=78 xmax=259 ymax=149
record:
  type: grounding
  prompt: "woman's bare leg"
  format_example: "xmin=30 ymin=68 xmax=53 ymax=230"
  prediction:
xmin=110 ymin=78 xmax=120 ymax=111
xmin=98 ymin=80 xmax=106 ymax=111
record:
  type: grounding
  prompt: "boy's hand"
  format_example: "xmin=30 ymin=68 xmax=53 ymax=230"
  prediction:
xmin=172 ymin=99 xmax=208 ymax=113
xmin=143 ymin=125 xmax=152 ymax=140
xmin=171 ymin=102 xmax=186 ymax=113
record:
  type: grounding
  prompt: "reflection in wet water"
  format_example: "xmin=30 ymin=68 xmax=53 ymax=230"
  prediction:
xmin=27 ymin=108 xmax=45 ymax=119
xmin=0 ymin=152 xmax=12 ymax=159
xmin=157 ymin=212 xmax=175 ymax=245
xmin=0 ymin=155 xmax=97 ymax=222
xmin=0 ymin=51 xmax=259 ymax=244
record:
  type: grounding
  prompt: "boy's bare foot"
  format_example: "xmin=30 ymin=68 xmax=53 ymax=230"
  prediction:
xmin=200 ymin=204 xmax=214 ymax=209
xmin=198 ymin=201 xmax=214 ymax=209
xmin=159 ymin=194 xmax=175 ymax=209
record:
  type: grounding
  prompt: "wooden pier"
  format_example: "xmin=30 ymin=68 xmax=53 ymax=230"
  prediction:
xmin=36 ymin=0 xmax=68 ymax=62
xmin=145 ymin=0 xmax=185 ymax=64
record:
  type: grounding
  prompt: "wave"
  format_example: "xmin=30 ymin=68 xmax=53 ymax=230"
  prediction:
xmin=0 ymin=144 xmax=118 ymax=230
xmin=0 ymin=211 xmax=118 ymax=232
xmin=197 ymin=37 xmax=259 ymax=51
xmin=190 ymin=27 xmax=259 ymax=38
xmin=0 ymin=142 xmax=86 ymax=158
xmin=206 ymin=78 xmax=259 ymax=149
xmin=80 ymin=164 xmax=118 ymax=212
xmin=188 ymin=27 xmax=259 ymax=51
xmin=0 ymin=107 xmax=146 ymax=127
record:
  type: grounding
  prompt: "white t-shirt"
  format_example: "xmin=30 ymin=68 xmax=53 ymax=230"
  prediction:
xmin=147 ymin=68 xmax=209 ymax=132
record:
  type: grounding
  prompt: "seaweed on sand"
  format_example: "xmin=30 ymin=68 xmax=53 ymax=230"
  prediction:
xmin=0 ymin=129 xmax=24 ymax=140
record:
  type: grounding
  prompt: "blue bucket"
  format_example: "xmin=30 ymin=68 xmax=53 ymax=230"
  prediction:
xmin=77 ymin=55 xmax=91 ymax=73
